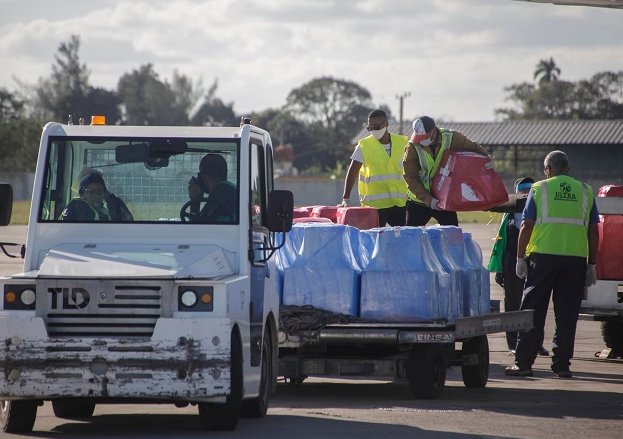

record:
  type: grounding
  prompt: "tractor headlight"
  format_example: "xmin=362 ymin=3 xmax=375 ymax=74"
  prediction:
xmin=178 ymin=286 xmax=214 ymax=312
xmin=4 ymin=285 xmax=36 ymax=310
xmin=20 ymin=289 xmax=36 ymax=306
xmin=180 ymin=290 xmax=197 ymax=307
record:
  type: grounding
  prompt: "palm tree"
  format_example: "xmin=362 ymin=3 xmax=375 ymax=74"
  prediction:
xmin=534 ymin=57 xmax=561 ymax=84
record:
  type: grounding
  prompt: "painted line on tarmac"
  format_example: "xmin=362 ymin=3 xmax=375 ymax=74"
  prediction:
xmin=378 ymin=408 xmax=473 ymax=413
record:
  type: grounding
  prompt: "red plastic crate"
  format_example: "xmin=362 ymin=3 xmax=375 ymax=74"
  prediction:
xmin=293 ymin=206 xmax=315 ymax=219
xmin=311 ymin=205 xmax=339 ymax=223
xmin=293 ymin=217 xmax=333 ymax=224
xmin=337 ymin=207 xmax=379 ymax=230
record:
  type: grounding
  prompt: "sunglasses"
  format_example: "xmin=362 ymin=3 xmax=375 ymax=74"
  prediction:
xmin=366 ymin=123 xmax=384 ymax=131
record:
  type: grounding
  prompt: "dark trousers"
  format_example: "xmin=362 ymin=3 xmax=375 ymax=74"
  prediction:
xmin=503 ymin=253 xmax=524 ymax=350
xmin=406 ymin=200 xmax=458 ymax=227
xmin=515 ymin=253 xmax=587 ymax=372
xmin=503 ymin=223 xmax=523 ymax=350
xmin=378 ymin=206 xmax=406 ymax=227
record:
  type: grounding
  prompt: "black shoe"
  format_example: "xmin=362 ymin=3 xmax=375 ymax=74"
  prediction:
xmin=538 ymin=346 xmax=550 ymax=356
xmin=553 ymin=369 xmax=572 ymax=379
xmin=505 ymin=365 xmax=533 ymax=377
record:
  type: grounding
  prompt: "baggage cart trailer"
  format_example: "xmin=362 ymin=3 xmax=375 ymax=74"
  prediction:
xmin=278 ymin=307 xmax=533 ymax=399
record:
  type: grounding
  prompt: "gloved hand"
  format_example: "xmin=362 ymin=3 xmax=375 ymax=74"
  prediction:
xmin=340 ymin=198 xmax=351 ymax=207
xmin=494 ymin=272 xmax=505 ymax=288
xmin=516 ymin=257 xmax=528 ymax=279
xmin=585 ymin=264 xmax=597 ymax=287
xmin=430 ymin=197 xmax=441 ymax=210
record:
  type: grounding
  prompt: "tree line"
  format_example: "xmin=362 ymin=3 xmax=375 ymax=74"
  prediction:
xmin=1 ymin=36 xmax=622 ymax=174
xmin=497 ymin=57 xmax=623 ymax=120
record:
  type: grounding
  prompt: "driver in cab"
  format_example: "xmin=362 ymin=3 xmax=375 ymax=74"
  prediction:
xmin=184 ymin=154 xmax=237 ymax=223
xmin=61 ymin=172 xmax=133 ymax=222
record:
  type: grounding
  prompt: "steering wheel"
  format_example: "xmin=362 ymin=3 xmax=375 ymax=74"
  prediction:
xmin=180 ymin=198 xmax=236 ymax=223
xmin=180 ymin=198 xmax=209 ymax=223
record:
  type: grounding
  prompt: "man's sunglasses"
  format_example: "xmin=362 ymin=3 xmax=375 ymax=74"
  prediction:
xmin=366 ymin=124 xmax=384 ymax=131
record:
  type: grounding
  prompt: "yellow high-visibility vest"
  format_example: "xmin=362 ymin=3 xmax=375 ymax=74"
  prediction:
xmin=407 ymin=129 xmax=453 ymax=204
xmin=526 ymin=175 xmax=593 ymax=258
xmin=358 ymin=133 xmax=408 ymax=208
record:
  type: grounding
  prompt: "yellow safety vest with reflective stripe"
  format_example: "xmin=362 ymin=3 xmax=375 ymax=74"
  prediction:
xmin=526 ymin=175 xmax=593 ymax=258
xmin=407 ymin=129 xmax=453 ymax=204
xmin=358 ymin=133 xmax=409 ymax=208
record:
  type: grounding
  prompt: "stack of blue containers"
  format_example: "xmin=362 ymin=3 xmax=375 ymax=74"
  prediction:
xmin=281 ymin=223 xmax=361 ymax=316
xmin=358 ymin=227 xmax=448 ymax=321
xmin=275 ymin=223 xmax=491 ymax=321
xmin=435 ymin=226 xmax=483 ymax=317
xmin=463 ymin=232 xmax=491 ymax=315
xmin=274 ymin=225 xmax=305 ymax=301
xmin=422 ymin=227 xmax=463 ymax=322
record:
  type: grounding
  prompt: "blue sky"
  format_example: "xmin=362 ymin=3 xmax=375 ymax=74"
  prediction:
xmin=1 ymin=0 xmax=621 ymax=122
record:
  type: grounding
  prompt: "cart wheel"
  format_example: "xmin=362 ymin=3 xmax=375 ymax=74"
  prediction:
xmin=461 ymin=335 xmax=489 ymax=388
xmin=406 ymin=344 xmax=446 ymax=399
xmin=601 ymin=320 xmax=623 ymax=358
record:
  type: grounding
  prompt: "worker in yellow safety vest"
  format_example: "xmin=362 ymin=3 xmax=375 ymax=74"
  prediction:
xmin=402 ymin=116 xmax=491 ymax=226
xmin=505 ymin=150 xmax=599 ymax=379
xmin=341 ymin=109 xmax=409 ymax=226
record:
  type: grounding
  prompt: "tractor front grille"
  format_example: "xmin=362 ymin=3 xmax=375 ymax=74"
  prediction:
xmin=39 ymin=280 xmax=169 ymax=338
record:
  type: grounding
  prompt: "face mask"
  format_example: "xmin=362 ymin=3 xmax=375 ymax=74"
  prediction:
xmin=420 ymin=138 xmax=432 ymax=147
xmin=370 ymin=127 xmax=387 ymax=140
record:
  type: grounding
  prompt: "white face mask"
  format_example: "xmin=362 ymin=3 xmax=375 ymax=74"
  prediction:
xmin=370 ymin=127 xmax=387 ymax=140
xmin=420 ymin=138 xmax=432 ymax=147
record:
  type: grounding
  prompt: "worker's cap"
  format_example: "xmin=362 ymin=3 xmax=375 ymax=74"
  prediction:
xmin=411 ymin=116 xmax=436 ymax=143
xmin=514 ymin=177 xmax=534 ymax=193
xmin=79 ymin=172 xmax=106 ymax=195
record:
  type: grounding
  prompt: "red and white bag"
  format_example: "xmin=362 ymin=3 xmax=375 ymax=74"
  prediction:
xmin=431 ymin=151 xmax=508 ymax=211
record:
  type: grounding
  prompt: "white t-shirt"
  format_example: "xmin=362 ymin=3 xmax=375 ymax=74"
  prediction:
xmin=350 ymin=142 xmax=392 ymax=164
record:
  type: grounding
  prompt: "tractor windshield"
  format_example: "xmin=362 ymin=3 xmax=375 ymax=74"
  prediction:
xmin=38 ymin=136 xmax=240 ymax=224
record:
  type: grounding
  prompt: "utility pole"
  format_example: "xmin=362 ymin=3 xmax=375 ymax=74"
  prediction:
xmin=396 ymin=92 xmax=411 ymax=134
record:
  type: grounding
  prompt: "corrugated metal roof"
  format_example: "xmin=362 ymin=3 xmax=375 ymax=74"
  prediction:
xmin=354 ymin=120 xmax=623 ymax=146
xmin=442 ymin=120 xmax=623 ymax=146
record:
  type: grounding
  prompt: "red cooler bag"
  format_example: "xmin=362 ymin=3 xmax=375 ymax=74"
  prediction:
xmin=596 ymin=185 xmax=623 ymax=280
xmin=431 ymin=151 xmax=508 ymax=211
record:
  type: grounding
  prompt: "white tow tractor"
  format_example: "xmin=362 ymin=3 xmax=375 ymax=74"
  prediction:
xmin=0 ymin=117 xmax=293 ymax=433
